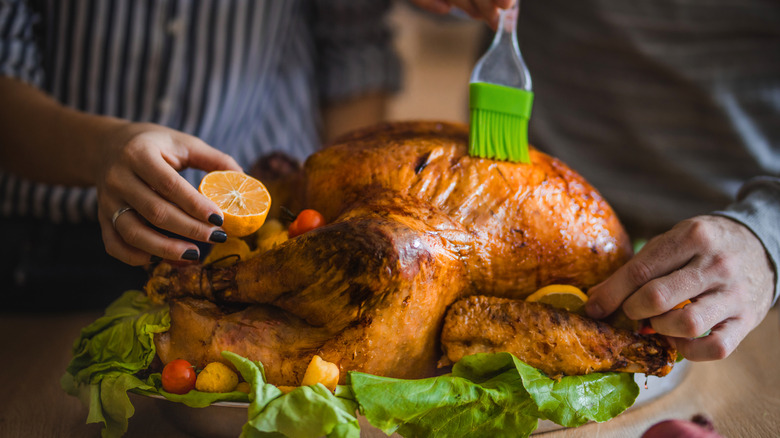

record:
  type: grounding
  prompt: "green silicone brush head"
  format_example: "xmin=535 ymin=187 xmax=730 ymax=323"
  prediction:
xmin=469 ymin=82 xmax=534 ymax=163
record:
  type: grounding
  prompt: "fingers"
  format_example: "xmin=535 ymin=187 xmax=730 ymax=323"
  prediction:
xmin=99 ymin=193 xmax=206 ymax=265
xmin=472 ymin=0 xmax=501 ymax=28
xmin=412 ymin=0 xmax=452 ymax=14
xmin=452 ymin=1 xmax=479 ymax=18
xmin=99 ymin=210 xmax=153 ymax=266
xmin=649 ymin=290 xmax=733 ymax=338
xmin=131 ymin=157 xmax=224 ymax=230
xmin=131 ymin=139 xmax=225 ymax=226
xmin=621 ymin=257 xmax=709 ymax=320
xmin=586 ymin=230 xmax=695 ymax=319
xmin=111 ymin=205 xmax=202 ymax=261
xmin=668 ymin=317 xmax=751 ymax=361
xmin=104 ymin=155 xmax=224 ymax=241
xmin=121 ymin=176 xmax=226 ymax=244
xmin=412 ymin=0 xmax=513 ymax=27
xmin=178 ymin=136 xmax=242 ymax=173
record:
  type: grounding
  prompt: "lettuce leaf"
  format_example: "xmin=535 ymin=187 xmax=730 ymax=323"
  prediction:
xmin=454 ymin=353 xmax=638 ymax=427
xmin=61 ymin=290 xmax=169 ymax=437
xmin=350 ymin=352 xmax=639 ymax=438
xmin=349 ymin=371 xmax=539 ymax=438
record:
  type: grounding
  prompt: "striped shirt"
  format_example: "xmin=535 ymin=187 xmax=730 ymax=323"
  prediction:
xmin=0 ymin=0 xmax=400 ymax=223
xmin=520 ymin=0 xmax=780 ymax=303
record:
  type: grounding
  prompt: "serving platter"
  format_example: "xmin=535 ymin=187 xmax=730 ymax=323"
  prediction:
xmin=139 ymin=360 xmax=689 ymax=438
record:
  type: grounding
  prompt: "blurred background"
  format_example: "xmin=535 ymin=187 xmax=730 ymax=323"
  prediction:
xmin=386 ymin=2 xmax=484 ymax=124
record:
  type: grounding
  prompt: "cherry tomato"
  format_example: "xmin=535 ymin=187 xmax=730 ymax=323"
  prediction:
xmin=636 ymin=300 xmax=690 ymax=336
xmin=288 ymin=209 xmax=326 ymax=238
xmin=638 ymin=324 xmax=657 ymax=335
xmin=161 ymin=359 xmax=197 ymax=394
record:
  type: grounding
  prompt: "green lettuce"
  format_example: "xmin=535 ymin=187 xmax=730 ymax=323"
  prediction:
xmin=350 ymin=352 xmax=638 ymax=438
xmin=61 ymin=290 xmax=170 ymax=438
xmin=455 ymin=353 xmax=638 ymax=426
xmin=63 ymin=292 xmax=640 ymax=438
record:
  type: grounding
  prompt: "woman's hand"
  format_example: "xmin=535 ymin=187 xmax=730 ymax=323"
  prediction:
xmin=411 ymin=0 xmax=514 ymax=29
xmin=95 ymin=122 xmax=242 ymax=266
xmin=585 ymin=215 xmax=775 ymax=361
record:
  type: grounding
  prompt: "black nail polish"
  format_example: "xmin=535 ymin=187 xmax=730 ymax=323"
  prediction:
xmin=210 ymin=230 xmax=227 ymax=243
xmin=208 ymin=213 xmax=223 ymax=226
xmin=182 ymin=249 xmax=199 ymax=261
xmin=150 ymin=255 xmax=163 ymax=263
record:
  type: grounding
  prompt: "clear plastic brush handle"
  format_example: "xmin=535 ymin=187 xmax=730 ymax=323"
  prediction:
xmin=469 ymin=1 xmax=532 ymax=91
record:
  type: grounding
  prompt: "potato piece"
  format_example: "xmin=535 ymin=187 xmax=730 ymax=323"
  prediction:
xmin=277 ymin=385 xmax=297 ymax=394
xmin=300 ymin=355 xmax=339 ymax=392
xmin=254 ymin=219 xmax=285 ymax=247
xmin=195 ymin=362 xmax=239 ymax=393
xmin=257 ymin=230 xmax=288 ymax=253
xmin=204 ymin=237 xmax=252 ymax=265
xmin=235 ymin=382 xmax=251 ymax=394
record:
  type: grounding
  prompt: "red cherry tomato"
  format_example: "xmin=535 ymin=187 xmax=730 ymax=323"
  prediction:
xmin=288 ymin=209 xmax=326 ymax=238
xmin=161 ymin=359 xmax=197 ymax=394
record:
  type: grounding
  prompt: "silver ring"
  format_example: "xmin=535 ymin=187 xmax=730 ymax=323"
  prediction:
xmin=111 ymin=206 xmax=134 ymax=229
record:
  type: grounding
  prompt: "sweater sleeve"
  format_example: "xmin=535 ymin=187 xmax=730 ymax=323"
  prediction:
xmin=0 ymin=0 xmax=43 ymax=86
xmin=311 ymin=0 xmax=402 ymax=103
xmin=713 ymin=176 xmax=780 ymax=306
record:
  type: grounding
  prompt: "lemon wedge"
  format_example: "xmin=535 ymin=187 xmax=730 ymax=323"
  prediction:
xmin=525 ymin=284 xmax=588 ymax=315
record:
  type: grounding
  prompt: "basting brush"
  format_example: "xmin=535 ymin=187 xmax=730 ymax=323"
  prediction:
xmin=469 ymin=1 xmax=533 ymax=163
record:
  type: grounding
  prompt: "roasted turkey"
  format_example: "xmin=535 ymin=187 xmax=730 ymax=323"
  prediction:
xmin=147 ymin=121 xmax=673 ymax=386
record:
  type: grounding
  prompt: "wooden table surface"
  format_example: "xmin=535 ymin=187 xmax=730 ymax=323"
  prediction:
xmin=1 ymin=307 xmax=778 ymax=438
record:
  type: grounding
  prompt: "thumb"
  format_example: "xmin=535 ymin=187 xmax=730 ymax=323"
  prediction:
xmin=584 ymin=276 xmax=631 ymax=320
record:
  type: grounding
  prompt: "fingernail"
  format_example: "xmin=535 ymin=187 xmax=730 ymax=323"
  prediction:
xmin=208 ymin=213 xmax=223 ymax=226
xmin=586 ymin=301 xmax=605 ymax=319
xmin=210 ymin=230 xmax=227 ymax=243
xmin=150 ymin=255 xmax=163 ymax=263
xmin=182 ymin=249 xmax=199 ymax=261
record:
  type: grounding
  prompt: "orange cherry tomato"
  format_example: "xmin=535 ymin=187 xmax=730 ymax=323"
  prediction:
xmin=161 ymin=359 xmax=197 ymax=394
xmin=288 ymin=209 xmax=326 ymax=238
xmin=672 ymin=299 xmax=692 ymax=310
xmin=638 ymin=324 xmax=657 ymax=335
xmin=637 ymin=300 xmax=691 ymax=336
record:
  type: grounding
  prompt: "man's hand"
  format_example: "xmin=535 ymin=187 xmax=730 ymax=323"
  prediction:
xmin=586 ymin=215 xmax=775 ymax=361
xmin=411 ymin=0 xmax=514 ymax=29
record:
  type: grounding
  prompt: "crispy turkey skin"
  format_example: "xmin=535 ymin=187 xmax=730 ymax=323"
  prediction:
xmin=147 ymin=121 xmax=650 ymax=385
xmin=441 ymin=296 xmax=676 ymax=379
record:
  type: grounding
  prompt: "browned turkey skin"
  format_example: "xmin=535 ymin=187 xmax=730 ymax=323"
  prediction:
xmin=147 ymin=121 xmax=654 ymax=385
xmin=441 ymin=296 xmax=676 ymax=379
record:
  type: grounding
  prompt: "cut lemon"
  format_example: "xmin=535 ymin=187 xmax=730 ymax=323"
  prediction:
xmin=525 ymin=284 xmax=588 ymax=315
xmin=199 ymin=170 xmax=271 ymax=237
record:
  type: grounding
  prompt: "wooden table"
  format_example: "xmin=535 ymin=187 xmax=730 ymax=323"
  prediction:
xmin=1 ymin=307 xmax=778 ymax=437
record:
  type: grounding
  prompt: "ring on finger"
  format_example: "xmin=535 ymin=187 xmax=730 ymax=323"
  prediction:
xmin=111 ymin=206 xmax=135 ymax=230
